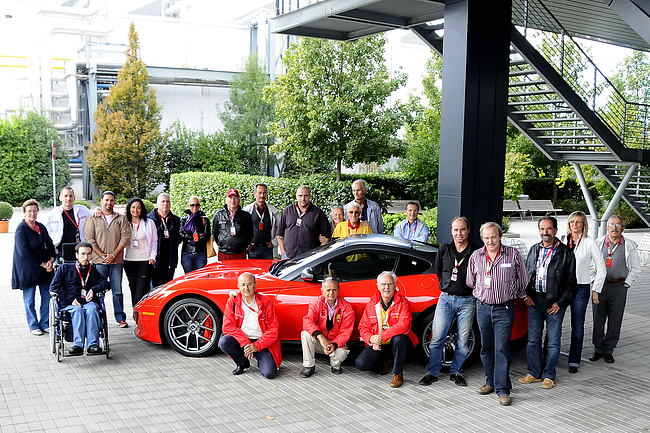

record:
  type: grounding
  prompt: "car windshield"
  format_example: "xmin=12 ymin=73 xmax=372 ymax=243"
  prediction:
xmin=410 ymin=241 xmax=438 ymax=254
xmin=269 ymin=240 xmax=347 ymax=279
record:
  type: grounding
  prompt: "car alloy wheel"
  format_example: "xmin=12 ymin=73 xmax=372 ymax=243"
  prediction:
xmin=163 ymin=298 xmax=221 ymax=357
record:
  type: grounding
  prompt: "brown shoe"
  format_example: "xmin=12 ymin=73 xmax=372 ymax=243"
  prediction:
xmin=378 ymin=359 xmax=393 ymax=376
xmin=604 ymin=354 xmax=615 ymax=363
xmin=477 ymin=385 xmax=494 ymax=395
xmin=518 ymin=374 xmax=542 ymax=384
xmin=499 ymin=394 xmax=511 ymax=406
xmin=390 ymin=373 xmax=403 ymax=388
xmin=541 ymin=378 xmax=554 ymax=389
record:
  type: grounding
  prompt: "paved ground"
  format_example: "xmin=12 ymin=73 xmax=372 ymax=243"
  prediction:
xmin=1 ymin=210 xmax=650 ymax=432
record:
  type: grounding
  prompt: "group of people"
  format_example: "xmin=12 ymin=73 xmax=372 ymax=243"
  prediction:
xmin=421 ymin=213 xmax=639 ymax=406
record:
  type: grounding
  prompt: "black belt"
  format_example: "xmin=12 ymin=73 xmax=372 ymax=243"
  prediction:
xmin=605 ymin=278 xmax=625 ymax=284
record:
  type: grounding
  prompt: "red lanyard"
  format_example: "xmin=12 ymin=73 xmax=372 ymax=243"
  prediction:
xmin=25 ymin=220 xmax=41 ymax=235
xmin=538 ymin=240 xmax=559 ymax=268
xmin=295 ymin=204 xmax=307 ymax=219
xmin=254 ymin=204 xmax=266 ymax=221
xmin=569 ymin=234 xmax=582 ymax=249
xmin=228 ymin=209 xmax=236 ymax=225
xmin=407 ymin=220 xmax=417 ymax=239
xmin=347 ymin=220 xmax=360 ymax=235
xmin=607 ymin=236 xmax=622 ymax=257
xmin=158 ymin=210 xmax=168 ymax=230
xmin=131 ymin=220 xmax=141 ymax=233
xmin=485 ymin=247 xmax=500 ymax=276
xmin=101 ymin=212 xmax=111 ymax=228
xmin=62 ymin=209 xmax=78 ymax=228
xmin=242 ymin=298 xmax=258 ymax=314
xmin=75 ymin=262 xmax=91 ymax=289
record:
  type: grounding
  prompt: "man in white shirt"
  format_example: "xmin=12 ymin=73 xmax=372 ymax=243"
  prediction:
xmin=44 ymin=187 xmax=92 ymax=259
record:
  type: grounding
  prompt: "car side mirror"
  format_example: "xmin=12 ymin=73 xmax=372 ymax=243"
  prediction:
xmin=301 ymin=267 xmax=314 ymax=282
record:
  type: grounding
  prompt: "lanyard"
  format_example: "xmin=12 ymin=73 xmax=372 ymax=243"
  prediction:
xmin=607 ymin=236 xmax=622 ymax=257
xmin=454 ymin=256 xmax=465 ymax=272
xmin=131 ymin=220 xmax=141 ymax=239
xmin=25 ymin=220 xmax=41 ymax=235
xmin=242 ymin=298 xmax=258 ymax=314
xmin=569 ymin=234 xmax=582 ymax=250
xmin=75 ymin=262 xmax=91 ymax=289
xmin=101 ymin=212 xmax=111 ymax=229
xmin=295 ymin=204 xmax=307 ymax=219
xmin=537 ymin=240 xmax=559 ymax=269
xmin=62 ymin=208 xmax=78 ymax=228
xmin=347 ymin=220 xmax=360 ymax=235
xmin=404 ymin=220 xmax=417 ymax=239
xmin=381 ymin=306 xmax=390 ymax=329
xmin=254 ymin=204 xmax=266 ymax=222
xmin=485 ymin=247 xmax=500 ymax=276
xmin=158 ymin=210 xmax=168 ymax=230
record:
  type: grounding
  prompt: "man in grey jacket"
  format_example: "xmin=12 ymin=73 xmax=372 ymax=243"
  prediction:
xmin=243 ymin=183 xmax=280 ymax=259
xmin=345 ymin=179 xmax=383 ymax=234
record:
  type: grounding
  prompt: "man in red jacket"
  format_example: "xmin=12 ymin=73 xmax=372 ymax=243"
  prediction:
xmin=218 ymin=272 xmax=282 ymax=378
xmin=300 ymin=277 xmax=355 ymax=377
xmin=355 ymin=271 xmax=419 ymax=387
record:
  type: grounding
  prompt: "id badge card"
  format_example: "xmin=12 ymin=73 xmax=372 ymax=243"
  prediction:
xmin=81 ymin=289 xmax=87 ymax=297
xmin=484 ymin=275 xmax=491 ymax=289
xmin=259 ymin=222 xmax=263 ymax=231
xmin=451 ymin=268 xmax=458 ymax=281
xmin=606 ymin=257 xmax=612 ymax=268
xmin=231 ymin=225 xmax=236 ymax=236
xmin=382 ymin=324 xmax=389 ymax=330
xmin=75 ymin=231 xmax=81 ymax=243
xmin=193 ymin=233 xmax=199 ymax=242
xmin=132 ymin=239 xmax=139 ymax=249
xmin=296 ymin=218 xmax=302 ymax=227
xmin=164 ymin=229 xmax=169 ymax=239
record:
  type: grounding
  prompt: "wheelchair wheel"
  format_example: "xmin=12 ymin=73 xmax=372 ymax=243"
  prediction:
xmin=55 ymin=336 xmax=62 ymax=362
xmin=100 ymin=301 xmax=110 ymax=359
xmin=49 ymin=297 xmax=57 ymax=354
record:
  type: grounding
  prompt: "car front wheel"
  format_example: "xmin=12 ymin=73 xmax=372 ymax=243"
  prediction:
xmin=163 ymin=298 xmax=221 ymax=357
xmin=419 ymin=311 xmax=480 ymax=371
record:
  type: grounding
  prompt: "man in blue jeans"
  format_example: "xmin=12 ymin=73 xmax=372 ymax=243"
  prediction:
xmin=467 ymin=222 xmax=528 ymax=406
xmin=520 ymin=217 xmax=577 ymax=390
xmin=420 ymin=217 xmax=477 ymax=387
xmin=50 ymin=242 xmax=110 ymax=355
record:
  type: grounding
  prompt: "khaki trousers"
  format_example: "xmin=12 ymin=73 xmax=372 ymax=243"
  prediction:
xmin=301 ymin=330 xmax=350 ymax=369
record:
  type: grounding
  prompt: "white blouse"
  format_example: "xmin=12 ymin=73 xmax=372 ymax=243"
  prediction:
xmin=570 ymin=235 xmax=606 ymax=292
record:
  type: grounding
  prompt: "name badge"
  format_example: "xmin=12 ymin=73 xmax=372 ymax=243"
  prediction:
xmin=132 ymin=239 xmax=139 ymax=249
xmin=81 ymin=289 xmax=87 ymax=297
xmin=259 ymin=222 xmax=263 ymax=231
xmin=231 ymin=225 xmax=236 ymax=236
xmin=296 ymin=218 xmax=302 ymax=227
xmin=501 ymin=263 xmax=512 ymax=268
xmin=451 ymin=273 xmax=458 ymax=281
xmin=382 ymin=324 xmax=389 ymax=330
xmin=193 ymin=233 xmax=199 ymax=242
xmin=164 ymin=229 xmax=169 ymax=239
xmin=606 ymin=257 xmax=612 ymax=268
xmin=484 ymin=275 xmax=491 ymax=289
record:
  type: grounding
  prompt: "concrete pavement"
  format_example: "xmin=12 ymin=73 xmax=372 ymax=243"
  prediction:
xmin=1 ymin=210 xmax=650 ymax=432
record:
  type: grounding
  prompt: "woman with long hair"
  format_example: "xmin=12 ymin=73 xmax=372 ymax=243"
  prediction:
xmin=123 ymin=198 xmax=158 ymax=306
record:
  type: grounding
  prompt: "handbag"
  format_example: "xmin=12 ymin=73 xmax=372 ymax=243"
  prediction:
xmin=206 ymin=237 xmax=217 ymax=258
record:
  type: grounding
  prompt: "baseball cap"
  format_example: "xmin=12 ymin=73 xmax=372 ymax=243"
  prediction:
xmin=226 ymin=189 xmax=240 ymax=197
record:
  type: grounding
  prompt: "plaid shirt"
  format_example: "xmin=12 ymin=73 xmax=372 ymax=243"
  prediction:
xmin=467 ymin=244 xmax=528 ymax=305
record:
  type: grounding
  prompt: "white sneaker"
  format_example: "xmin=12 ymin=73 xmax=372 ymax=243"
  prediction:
xmin=30 ymin=329 xmax=43 ymax=336
xmin=41 ymin=328 xmax=49 ymax=334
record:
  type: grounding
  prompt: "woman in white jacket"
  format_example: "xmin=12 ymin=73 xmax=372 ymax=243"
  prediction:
xmin=124 ymin=198 xmax=158 ymax=307
xmin=565 ymin=211 xmax=606 ymax=374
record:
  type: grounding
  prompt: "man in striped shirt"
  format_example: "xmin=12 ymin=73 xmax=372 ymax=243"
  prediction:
xmin=466 ymin=222 xmax=528 ymax=406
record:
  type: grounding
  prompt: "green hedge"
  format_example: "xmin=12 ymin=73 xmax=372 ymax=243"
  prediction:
xmin=170 ymin=172 xmax=353 ymax=218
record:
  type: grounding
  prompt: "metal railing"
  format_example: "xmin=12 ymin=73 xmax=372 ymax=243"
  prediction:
xmin=276 ymin=0 xmax=323 ymax=15
xmin=513 ymin=0 xmax=650 ymax=150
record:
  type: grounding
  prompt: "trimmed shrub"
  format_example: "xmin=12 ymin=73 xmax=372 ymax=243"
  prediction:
xmin=142 ymin=199 xmax=155 ymax=215
xmin=0 ymin=201 xmax=13 ymax=220
xmin=74 ymin=200 xmax=91 ymax=210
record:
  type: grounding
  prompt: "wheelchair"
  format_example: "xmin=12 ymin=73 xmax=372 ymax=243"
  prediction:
xmin=49 ymin=243 xmax=110 ymax=362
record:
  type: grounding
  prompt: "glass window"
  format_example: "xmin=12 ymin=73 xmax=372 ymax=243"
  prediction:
xmin=395 ymin=254 xmax=432 ymax=276
xmin=313 ymin=250 xmax=399 ymax=282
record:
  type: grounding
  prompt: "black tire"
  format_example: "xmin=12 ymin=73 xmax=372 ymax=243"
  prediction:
xmin=418 ymin=311 xmax=481 ymax=372
xmin=101 ymin=306 xmax=110 ymax=359
xmin=163 ymin=298 xmax=221 ymax=357
xmin=49 ymin=297 xmax=57 ymax=354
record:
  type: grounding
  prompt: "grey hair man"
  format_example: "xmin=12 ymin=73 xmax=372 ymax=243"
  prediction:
xmin=345 ymin=179 xmax=383 ymax=234
xmin=147 ymin=193 xmax=182 ymax=286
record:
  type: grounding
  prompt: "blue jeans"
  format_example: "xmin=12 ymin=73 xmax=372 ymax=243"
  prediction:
xmin=248 ymin=245 xmax=273 ymax=259
xmin=95 ymin=263 xmax=125 ymax=323
xmin=181 ymin=252 xmax=207 ymax=274
xmin=527 ymin=294 xmax=567 ymax=381
xmin=569 ymin=284 xmax=590 ymax=367
xmin=23 ymin=285 xmax=51 ymax=331
xmin=63 ymin=302 xmax=100 ymax=348
xmin=476 ymin=299 xmax=515 ymax=396
xmin=426 ymin=293 xmax=476 ymax=376
xmin=218 ymin=334 xmax=277 ymax=378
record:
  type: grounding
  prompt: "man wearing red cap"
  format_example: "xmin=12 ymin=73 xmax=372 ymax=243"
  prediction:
xmin=213 ymin=189 xmax=254 ymax=260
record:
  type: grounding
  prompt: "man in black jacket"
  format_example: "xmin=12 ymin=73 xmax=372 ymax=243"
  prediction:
xmin=148 ymin=193 xmax=181 ymax=286
xmin=213 ymin=189 xmax=254 ymax=260
xmin=50 ymin=242 xmax=110 ymax=356
xmin=519 ymin=217 xmax=577 ymax=389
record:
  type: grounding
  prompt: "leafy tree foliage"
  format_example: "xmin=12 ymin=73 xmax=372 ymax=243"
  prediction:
xmin=164 ymin=122 xmax=241 ymax=188
xmin=264 ymin=35 xmax=408 ymax=181
xmin=0 ymin=111 xmax=70 ymax=206
xmin=218 ymin=53 xmax=276 ymax=175
xmin=89 ymin=22 xmax=165 ymax=198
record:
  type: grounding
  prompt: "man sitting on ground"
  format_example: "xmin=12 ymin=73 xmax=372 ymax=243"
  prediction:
xmin=50 ymin=242 xmax=110 ymax=356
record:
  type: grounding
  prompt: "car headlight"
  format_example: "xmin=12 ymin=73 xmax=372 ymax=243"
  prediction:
xmin=139 ymin=284 xmax=165 ymax=303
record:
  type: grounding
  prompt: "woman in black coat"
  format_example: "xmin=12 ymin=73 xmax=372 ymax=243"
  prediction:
xmin=12 ymin=199 xmax=56 ymax=336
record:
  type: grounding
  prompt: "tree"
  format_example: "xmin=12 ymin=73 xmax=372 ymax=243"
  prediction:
xmin=89 ymin=22 xmax=165 ymax=198
xmin=400 ymin=55 xmax=442 ymax=208
xmin=0 ymin=111 xmax=70 ymax=206
xmin=264 ymin=34 xmax=408 ymax=181
xmin=218 ymin=53 xmax=276 ymax=176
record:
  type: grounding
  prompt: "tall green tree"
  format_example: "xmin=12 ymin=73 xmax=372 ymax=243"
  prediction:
xmin=89 ymin=22 xmax=165 ymax=198
xmin=0 ymin=111 xmax=70 ymax=206
xmin=264 ymin=34 xmax=408 ymax=181
xmin=218 ymin=53 xmax=276 ymax=175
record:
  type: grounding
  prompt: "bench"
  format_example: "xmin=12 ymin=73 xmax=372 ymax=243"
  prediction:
xmin=503 ymin=199 xmax=525 ymax=220
xmin=518 ymin=199 xmax=563 ymax=220
xmin=637 ymin=233 xmax=650 ymax=266
xmin=387 ymin=200 xmax=421 ymax=214
xmin=501 ymin=237 xmax=528 ymax=258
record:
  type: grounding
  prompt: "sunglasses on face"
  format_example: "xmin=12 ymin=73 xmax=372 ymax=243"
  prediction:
xmin=189 ymin=203 xmax=200 ymax=207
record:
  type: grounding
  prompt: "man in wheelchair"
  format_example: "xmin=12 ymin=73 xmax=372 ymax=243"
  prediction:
xmin=50 ymin=242 xmax=110 ymax=356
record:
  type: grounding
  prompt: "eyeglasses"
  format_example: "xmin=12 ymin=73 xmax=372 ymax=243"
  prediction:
xmin=238 ymin=282 xmax=256 ymax=288
xmin=189 ymin=203 xmax=200 ymax=207
xmin=607 ymin=223 xmax=623 ymax=228
xmin=348 ymin=211 xmax=360 ymax=215
xmin=378 ymin=283 xmax=395 ymax=287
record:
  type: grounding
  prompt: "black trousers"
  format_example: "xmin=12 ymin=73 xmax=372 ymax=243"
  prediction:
xmin=355 ymin=334 xmax=411 ymax=375
xmin=124 ymin=261 xmax=153 ymax=307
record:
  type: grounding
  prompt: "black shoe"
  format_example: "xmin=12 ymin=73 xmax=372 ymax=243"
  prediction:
xmin=604 ymin=354 xmax=615 ymax=363
xmin=419 ymin=373 xmax=438 ymax=385
xmin=589 ymin=352 xmax=603 ymax=362
xmin=451 ymin=374 xmax=467 ymax=386
xmin=300 ymin=366 xmax=316 ymax=378
xmin=331 ymin=367 xmax=343 ymax=375
xmin=68 ymin=346 xmax=83 ymax=356
xmin=568 ymin=366 xmax=578 ymax=374
xmin=232 ymin=360 xmax=250 ymax=375
xmin=87 ymin=345 xmax=102 ymax=355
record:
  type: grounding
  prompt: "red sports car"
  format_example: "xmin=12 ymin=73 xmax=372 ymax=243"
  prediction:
xmin=133 ymin=234 xmax=528 ymax=367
